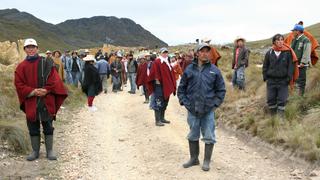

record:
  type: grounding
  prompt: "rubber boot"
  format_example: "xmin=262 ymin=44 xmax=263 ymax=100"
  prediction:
xmin=155 ymin=110 xmax=164 ymax=126
xmin=45 ymin=135 xmax=57 ymax=160
xmin=202 ymin=143 xmax=214 ymax=171
xmin=26 ymin=136 xmax=40 ymax=161
xmin=160 ymin=110 xmax=170 ymax=124
xmin=183 ymin=141 xmax=200 ymax=168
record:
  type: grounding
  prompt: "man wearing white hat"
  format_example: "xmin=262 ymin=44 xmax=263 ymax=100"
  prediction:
xmin=110 ymin=52 xmax=123 ymax=92
xmin=14 ymin=38 xmax=68 ymax=161
xmin=147 ymin=47 xmax=176 ymax=126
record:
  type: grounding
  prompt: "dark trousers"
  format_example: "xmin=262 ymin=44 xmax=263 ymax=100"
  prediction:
xmin=296 ymin=67 xmax=307 ymax=95
xmin=143 ymin=85 xmax=149 ymax=101
xmin=267 ymin=80 xmax=288 ymax=110
xmin=27 ymin=119 xmax=54 ymax=136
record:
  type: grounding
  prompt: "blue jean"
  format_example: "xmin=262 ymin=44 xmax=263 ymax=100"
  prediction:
xmin=65 ymin=71 xmax=73 ymax=84
xmin=232 ymin=66 xmax=245 ymax=90
xmin=71 ymin=71 xmax=81 ymax=87
xmin=128 ymin=73 xmax=137 ymax=92
xmin=187 ymin=111 xmax=216 ymax=144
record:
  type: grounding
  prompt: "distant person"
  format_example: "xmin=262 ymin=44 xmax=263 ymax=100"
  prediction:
xmin=96 ymin=55 xmax=110 ymax=93
xmin=147 ymin=48 xmax=176 ymax=126
xmin=202 ymin=37 xmax=221 ymax=66
xmin=170 ymin=54 xmax=183 ymax=86
xmin=70 ymin=51 xmax=82 ymax=87
xmin=290 ymin=24 xmax=312 ymax=96
xmin=231 ymin=37 xmax=250 ymax=90
xmin=95 ymin=49 xmax=103 ymax=60
xmin=178 ymin=43 xmax=226 ymax=171
xmin=262 ymin=34 xmax=298 ymax=117
xmin=110 ymin=52 xmax=123 ymax=92
xmin=62 ymin=50 xmax=73 ymax=84
xmin=52 ymin=50 xmax=64 ymax=81
xmin=136 ymin=54 xmax=150 ymax=103
xmin=82 ymin=55 xmax=102 ymax=112
xmin=14 ymin=38 xmax=68 ymax=161
xmin=45 ymin=50 xmax=53 ymax=61
xmin=121 ymin=54 xmax=128 ymax=88
xmin=127 ymin=53 xmax=138 ymax=94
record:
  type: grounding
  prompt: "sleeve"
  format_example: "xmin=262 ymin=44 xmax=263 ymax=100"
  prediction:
xmin=212 ymin=70 xmax=226 ymax=108
xmin=177 ymin=70 xmax=189 ymax=106
xmin=301 ymin=41 xmax=312 ymax=64
xmin=287 ymin=52 xmax=294 ymax=81
xmin=262 ymin=51 xmax=270 ymax=81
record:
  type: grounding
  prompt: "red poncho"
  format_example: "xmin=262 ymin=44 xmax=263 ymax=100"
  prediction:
xmin=147 ymin=58 xmax=176 ymax=100
xmin=136 ymin=62 xmax=148 ymax=88
xmin=14 ymin=57 xmax=68 ymax=122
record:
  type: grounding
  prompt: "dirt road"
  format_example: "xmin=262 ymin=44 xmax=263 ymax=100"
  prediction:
xmin=0 ymin=85 xmax=312 ymax=179
xmin=56 ymin=85 xmax=311 ymax=180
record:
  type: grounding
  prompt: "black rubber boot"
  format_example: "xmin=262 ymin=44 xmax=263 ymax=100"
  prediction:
xmin=155 ymin=110 xmax=164 ymax=126
xmin=45 ymin=135 xmax=57 ymax=160
xmin=26 ymin=136 xmax=40 ymax=161
xmin=183 ymin=141 xmax=200 ymax=168
xmin=160 ymin=110 xmax=170 ymax=124
xmin=202 ymin=143 xmax=214 ymax=171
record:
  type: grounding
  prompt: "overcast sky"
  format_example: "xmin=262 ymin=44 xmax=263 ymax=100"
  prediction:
xmin=1 ymin=0 xmax=319 ymax=45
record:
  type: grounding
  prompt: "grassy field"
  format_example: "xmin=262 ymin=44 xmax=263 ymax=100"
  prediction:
xmin=0 ymin=68 xmax=86 ymax=154
xmin=215 ymin=48 xmax=320 ymax=162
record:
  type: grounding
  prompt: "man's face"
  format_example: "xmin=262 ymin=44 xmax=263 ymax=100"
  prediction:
xmin=274 ymin=37 xmax=284 ymax=48
xmin=24 ymin=45 xmax=38 ymax=56
xmin=197 ymin=47 xmax=210 ymax=62
xmin=46 ymin=53 xmax=52 ymax=58
xmin=237 ymin=40 xmax=244 ymax=47
xmin=293 ymin=30 xmax=299 ymax=37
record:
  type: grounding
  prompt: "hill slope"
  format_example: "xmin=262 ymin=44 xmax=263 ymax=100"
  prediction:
xmin=0 ymin=8 xmax=167 ymax=50
xmin=247 ymin=23 xmax=320 ymax=49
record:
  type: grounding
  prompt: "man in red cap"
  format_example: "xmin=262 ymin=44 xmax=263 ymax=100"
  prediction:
xmin=14 ymin=38 xmax=68 ymax=161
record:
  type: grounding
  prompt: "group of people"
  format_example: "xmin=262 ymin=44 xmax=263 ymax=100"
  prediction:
xmin=13 ymin=21 xmax=318 ymax=173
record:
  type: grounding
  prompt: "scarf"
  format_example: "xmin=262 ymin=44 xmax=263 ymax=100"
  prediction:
xmin=159 ymin=56 xmax=172 ymax=71
xmin=272 ymin=43 xmax=299 ymax=90
xmin=25 ymin=54 xmax=39 ymax=62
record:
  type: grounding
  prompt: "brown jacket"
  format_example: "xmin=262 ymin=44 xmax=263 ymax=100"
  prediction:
xmin=232 ymin=46 xmax=250 ymax=69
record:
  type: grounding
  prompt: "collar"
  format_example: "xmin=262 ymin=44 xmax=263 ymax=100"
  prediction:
xmin=159 ymin=56 xmax=168 ymax=63
xmin=297 ymin=34 xmax=303 ymax=40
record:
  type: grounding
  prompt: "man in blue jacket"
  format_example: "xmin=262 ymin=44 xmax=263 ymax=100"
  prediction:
xmin=178 ymin=43 xmax=226 ymax=171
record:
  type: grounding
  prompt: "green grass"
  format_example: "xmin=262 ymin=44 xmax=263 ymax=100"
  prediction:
xmin=0 ymin=68 xmax=85 ymax=154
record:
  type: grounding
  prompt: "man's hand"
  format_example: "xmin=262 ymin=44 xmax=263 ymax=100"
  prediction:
xmin=33 ymin=88 xmax=48 ymax=97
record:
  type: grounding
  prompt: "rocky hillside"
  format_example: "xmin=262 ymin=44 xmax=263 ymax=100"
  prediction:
xmin=0 ymin=8 xmax=167 ymax=51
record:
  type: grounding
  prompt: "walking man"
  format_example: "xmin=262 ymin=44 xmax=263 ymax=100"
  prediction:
xmin=178 ymin=43 xmax=226 ymax=171
xmin=127 ymin=53 xmax=138 ymax=94
xmin=14 ymin=38 xmax=68 ymax=161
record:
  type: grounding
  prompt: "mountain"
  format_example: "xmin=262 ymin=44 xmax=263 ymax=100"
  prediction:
xmin=0 ymin=8 xmax=167 ymax=51
xmin=247 ymin=23 xmax=320 ymax=49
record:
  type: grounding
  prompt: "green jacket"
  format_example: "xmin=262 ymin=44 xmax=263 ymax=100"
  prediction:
xmin=291 ymin=34 xmax=311 ymax=64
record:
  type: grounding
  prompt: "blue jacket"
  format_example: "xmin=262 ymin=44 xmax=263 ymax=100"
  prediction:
xmin=63 ymin=56 xmax=82 ymax=72
xmin=178 ymin=60 xmax=226 ymax=117
xmin=96 ymin=59 xmax=110 ymax=75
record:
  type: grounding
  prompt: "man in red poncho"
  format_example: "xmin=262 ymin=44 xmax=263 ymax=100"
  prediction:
xmin=14 ymin=38 xmax=68 ymax=161
xmin=136 ymin=53 xmax=150 ymax=103
xmin=147 ymin=48 xmax=176 ymax=126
